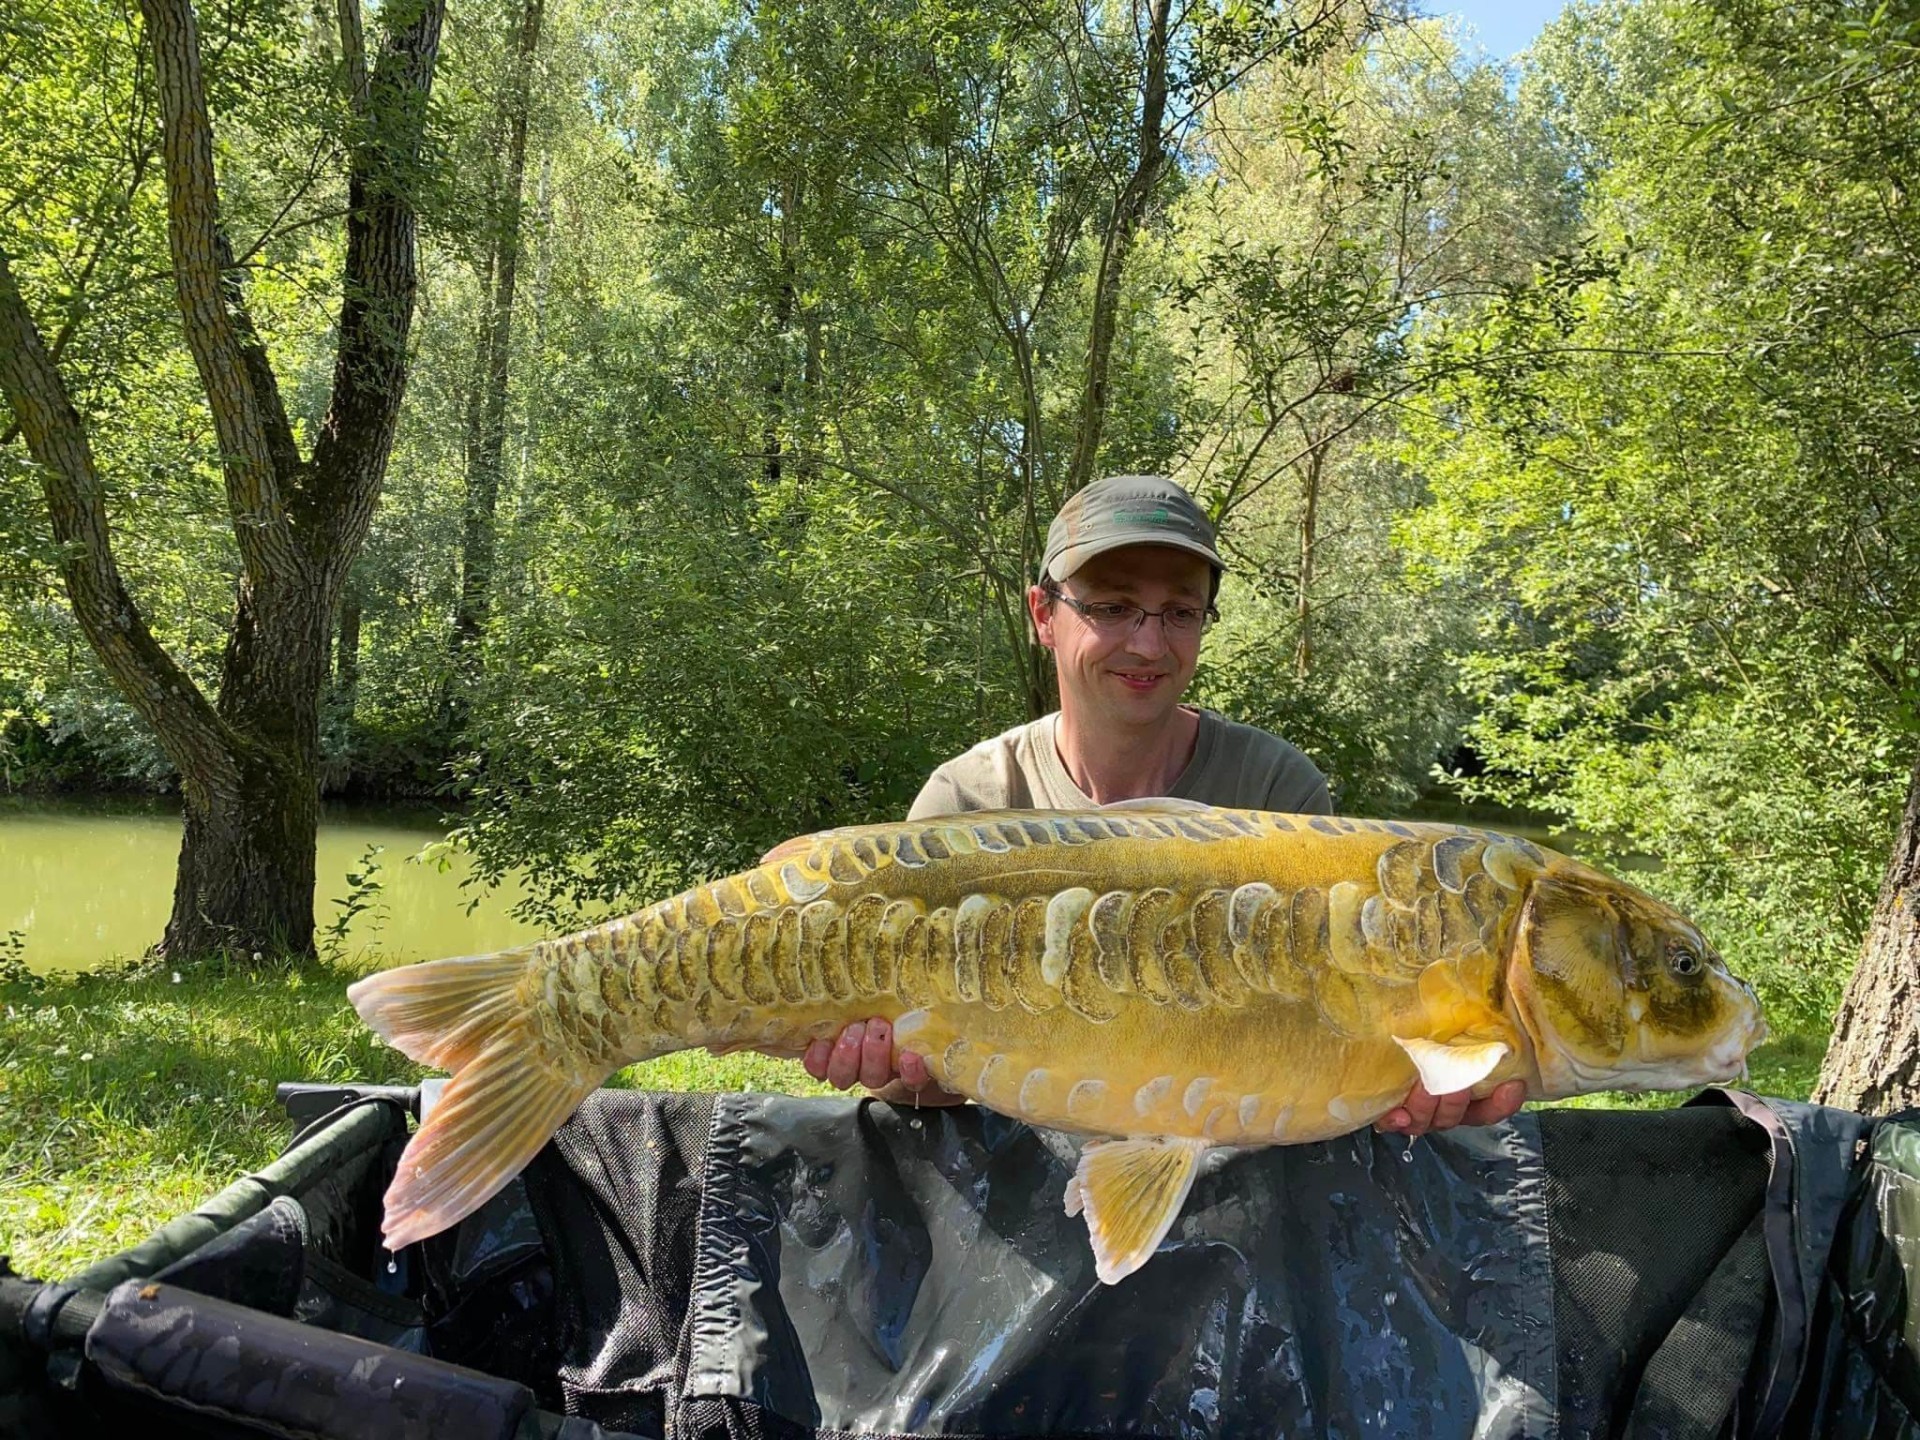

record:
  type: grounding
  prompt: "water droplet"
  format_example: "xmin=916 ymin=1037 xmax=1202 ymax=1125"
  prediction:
xmin=1384 ymin=1289 xmax=1398 ymax=1306
xmin=909 ymin=1117 xmax=923 ymax=1130
xmin=1401 ymin=1145 xmax=1414 ymax=1162
xmin=385 ymin=1257 xmax=397 ymax=1274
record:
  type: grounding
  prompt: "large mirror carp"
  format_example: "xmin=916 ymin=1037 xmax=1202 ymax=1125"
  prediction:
xmin=350 ymin=800 xmax=1766 ymax=1284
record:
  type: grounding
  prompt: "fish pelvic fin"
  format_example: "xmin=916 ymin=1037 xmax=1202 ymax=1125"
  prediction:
xmin=1066 ymin=1135 xmax=1212 ymax=1286
xmin=350 ymin=950 xmax=607 ymax=1248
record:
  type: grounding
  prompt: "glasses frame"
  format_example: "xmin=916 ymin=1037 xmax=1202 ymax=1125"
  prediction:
xmin=1041 ymin=585 xmax=1219 ymax=636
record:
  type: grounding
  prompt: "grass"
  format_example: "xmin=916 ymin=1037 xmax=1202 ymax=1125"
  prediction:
xmin=0 ymin=956 xmax=827 ymax=1280
xmin=1 ymin=958 xmax=1828 ymax=1281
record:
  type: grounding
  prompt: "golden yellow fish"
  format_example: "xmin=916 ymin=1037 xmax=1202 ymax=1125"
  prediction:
xmin=349 ymin=801 xmax=1766 ymax=1283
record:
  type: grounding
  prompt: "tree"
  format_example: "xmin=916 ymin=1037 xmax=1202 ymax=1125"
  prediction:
xmin=448 ymin=0 xmax=546 ymax=706
xmin=1817 ymin=751 xmax=1920 ymax=1112
xmin=1159 ymin=18 xmax=1579 ymax=806
xmin=1395 ymin=0 xmax=1919 ymax=1036
xmin=0 ymin=0 xmax=447 ymax=958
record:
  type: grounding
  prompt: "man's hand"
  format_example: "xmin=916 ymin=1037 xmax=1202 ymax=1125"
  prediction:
xmin=801 ymin=1018 xmax=968 ymax=1106
xmin=1374 ymin=1079 xmax=1527 ymax=1137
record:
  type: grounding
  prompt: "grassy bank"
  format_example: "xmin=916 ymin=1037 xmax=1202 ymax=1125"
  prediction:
xmin=2 ymin=960 xmax=1827 ymax=1281
xmin=0 ymin=958 xmax=826 ymax=1279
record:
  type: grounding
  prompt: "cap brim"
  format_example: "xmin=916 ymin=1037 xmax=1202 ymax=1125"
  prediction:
xmin=1047 ymin=532 xmax=1226 ymax=582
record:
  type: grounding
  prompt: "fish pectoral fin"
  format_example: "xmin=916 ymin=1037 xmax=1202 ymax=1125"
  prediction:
xmin=1392 ymin=1034 xmax=1513 ymax=1097
xmin=1098 ymin=796 xmax=1216 ymax=813
xmin=1067 ymin=1135 xmax=1212 ymax=1286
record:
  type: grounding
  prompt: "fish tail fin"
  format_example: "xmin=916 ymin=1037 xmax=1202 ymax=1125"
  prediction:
xmin=348 ymin=949 xmax=535 ymax=1071
xmin=348 ymin=950 xmax=604 ymax=1248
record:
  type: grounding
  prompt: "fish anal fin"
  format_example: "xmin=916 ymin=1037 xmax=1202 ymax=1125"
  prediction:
xmin=1067 ymin=1135 xmax=1211 ymax=1285
xmin=381 ymin=1041 xmax=601 ymax=1250
xmin=1392 ymin=1034 xmax=1513 ymax=1097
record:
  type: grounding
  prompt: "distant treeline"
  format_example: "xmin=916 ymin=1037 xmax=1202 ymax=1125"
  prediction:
xmin=3 ymin=0 xmax=1915 ymax=1031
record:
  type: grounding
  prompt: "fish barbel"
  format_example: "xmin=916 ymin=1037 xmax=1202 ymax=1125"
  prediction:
xmin=349 ymin=801 xmax=1766 ymax=1283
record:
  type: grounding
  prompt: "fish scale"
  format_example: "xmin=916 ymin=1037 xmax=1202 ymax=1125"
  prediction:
xmin=351 ymin=801 xmax=1766 ymax=1285
xmin=528 ymin=809 xmax=1530 ymax=1071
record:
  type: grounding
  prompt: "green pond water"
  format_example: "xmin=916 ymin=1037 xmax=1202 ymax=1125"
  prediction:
xmin=3 ymin=795 xmax=1578 ymax=977
xmin=2 ymin=796 xmax=547 ymax=975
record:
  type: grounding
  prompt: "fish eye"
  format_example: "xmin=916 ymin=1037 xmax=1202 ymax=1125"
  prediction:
xmin=1666 ymin=942 xmax=1702 ymax=978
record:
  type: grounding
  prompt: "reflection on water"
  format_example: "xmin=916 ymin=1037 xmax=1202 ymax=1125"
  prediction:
xmin=1 ymin=795 xmax=546 ymax=974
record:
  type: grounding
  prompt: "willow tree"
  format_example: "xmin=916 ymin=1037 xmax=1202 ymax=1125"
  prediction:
xmin=0 ymin=0 xmax=446 ymax=959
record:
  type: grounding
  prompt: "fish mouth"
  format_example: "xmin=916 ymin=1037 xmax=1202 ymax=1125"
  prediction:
xmin=1533 ymin=987 xmax=1769 ymax=1098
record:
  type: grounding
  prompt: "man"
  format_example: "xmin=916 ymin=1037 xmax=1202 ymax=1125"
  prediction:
xmin=801 ymin=474 xmax=1525 ymax=1135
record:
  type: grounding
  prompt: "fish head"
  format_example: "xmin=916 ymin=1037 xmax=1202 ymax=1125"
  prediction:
xmin=1506 ymin=861 xmax=1767 ymax=1100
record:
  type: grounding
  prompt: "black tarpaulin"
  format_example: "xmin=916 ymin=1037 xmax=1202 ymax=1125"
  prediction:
xmin=4 ymin=1085 xmax=1918 ymax=1440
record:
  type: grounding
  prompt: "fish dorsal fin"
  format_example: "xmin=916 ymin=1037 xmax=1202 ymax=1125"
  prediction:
xmin=1064 ymin=1135 xmax=1212 ymax=1285
xmin=1098 ymin=796 xmax=1215 ymax=813
xmin=1392 ymin=1034 xmax=1513 ymax=1096
xmin=758 ymin=833 xmax=822 ymax=866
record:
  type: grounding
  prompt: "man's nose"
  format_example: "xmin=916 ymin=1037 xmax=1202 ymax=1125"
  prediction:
xmin=1122 ymin=613 xmax=1172 ymax=659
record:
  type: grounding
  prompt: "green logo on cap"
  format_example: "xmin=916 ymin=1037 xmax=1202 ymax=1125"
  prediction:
xmin=1114 ymin=507 xmax=1174 ymax=524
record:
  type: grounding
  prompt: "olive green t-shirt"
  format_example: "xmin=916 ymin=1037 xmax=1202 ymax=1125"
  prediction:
xmin=906 ymin=709 xmax=1332 ymax=820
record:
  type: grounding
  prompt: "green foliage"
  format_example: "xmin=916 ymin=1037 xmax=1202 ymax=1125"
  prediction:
xmin=1397 ymin=0 xmax=1920 ymax=1025
xmin=320 ymin=844 xmax=387 ymax=962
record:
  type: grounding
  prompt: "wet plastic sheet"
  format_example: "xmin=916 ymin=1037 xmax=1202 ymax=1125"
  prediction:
xmin=665 ymin=1095 xmax=1556 ymax=1437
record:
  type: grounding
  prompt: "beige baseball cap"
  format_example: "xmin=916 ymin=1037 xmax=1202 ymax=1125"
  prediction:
xmin=1040 ymin=475 xmax=1226 ymax=582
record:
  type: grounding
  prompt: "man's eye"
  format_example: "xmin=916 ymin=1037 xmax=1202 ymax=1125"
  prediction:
xmin=1165 ymin=607 xmax=1203 ymax=627
xmin=1085 ymin=603 xmax=1133 ymax=622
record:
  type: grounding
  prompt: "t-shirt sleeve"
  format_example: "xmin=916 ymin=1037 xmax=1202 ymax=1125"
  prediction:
xmin=906 ymin=766 xmax=970 ymax=821
xmin=1271 ymin=763 xmax=1334 ymax=815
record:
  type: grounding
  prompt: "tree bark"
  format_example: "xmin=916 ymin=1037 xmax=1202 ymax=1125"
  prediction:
xmin=335 ymin=581 xmax=363 ymax=721
xmin=1814 ymin=750 xmax=1920 ymax=1114
xmin=1295 ymin=436 xmax=1324 ymax=683
xmin=1062 ymin=0 xmax=1172 ymax=496
xmin=1 ymin=0 xmax=445 ymax=961
xmin=451 ymin=0 xmax=543 ymax=677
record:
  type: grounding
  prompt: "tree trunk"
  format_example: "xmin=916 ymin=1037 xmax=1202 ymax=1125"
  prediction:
xmin=0 ymin=0 xmax=445 ymax=961
xmin=1063 ymin=0 xmax=1172 ymax=496
xmin=1814 ymin=750 xmax=1920 ymax=1114
xmin=451 ymin=0 xmax=544 ymax=673
xmin=1295 ymin=437 xmax=1324 ymax=683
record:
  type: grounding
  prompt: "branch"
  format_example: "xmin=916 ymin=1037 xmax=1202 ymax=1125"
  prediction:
xmin=305 ymin=0 xmax=447 ymax=581
xmin=336 ymin=0 xmax=369 ymax=112
xmin=0 ymin=249 xmax=236 ymax=784
xmin=139 ymin=0 xmax=299 ymax=577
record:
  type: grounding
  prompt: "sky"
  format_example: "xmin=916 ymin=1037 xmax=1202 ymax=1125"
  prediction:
xmin=1430 ymin=0 xmax=1566 ymax=59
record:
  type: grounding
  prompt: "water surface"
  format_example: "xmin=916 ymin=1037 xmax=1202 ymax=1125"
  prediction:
xmin=2 ymin=796 xmax=545 ymax=974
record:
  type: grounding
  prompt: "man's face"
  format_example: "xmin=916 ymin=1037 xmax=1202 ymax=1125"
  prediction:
xmin=1028 ymin=544 xmax=1214 ymax=731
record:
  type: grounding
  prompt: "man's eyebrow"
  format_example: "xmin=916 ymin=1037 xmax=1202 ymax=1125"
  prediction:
xmin=1074 ymin=580 xmax=1210 ymax=603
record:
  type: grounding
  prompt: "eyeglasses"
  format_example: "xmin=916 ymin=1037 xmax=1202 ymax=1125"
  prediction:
xmin=1044 ymin=588 xmax=1217 ymax=635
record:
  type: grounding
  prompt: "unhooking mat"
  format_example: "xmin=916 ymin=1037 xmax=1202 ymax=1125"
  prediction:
xmin=4 ymin=1086 xmax=1918 ymax=1439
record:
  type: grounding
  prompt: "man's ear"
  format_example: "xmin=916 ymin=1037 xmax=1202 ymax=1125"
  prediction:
xmin=1028 ymin=583 xmax=1058 ymax=650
